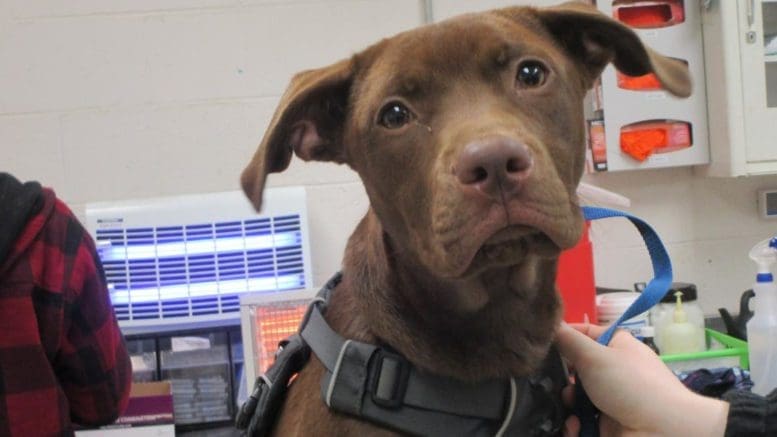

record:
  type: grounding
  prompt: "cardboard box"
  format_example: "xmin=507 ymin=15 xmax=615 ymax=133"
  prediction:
xmin=76 ymin=381 xmax=175 ymax=437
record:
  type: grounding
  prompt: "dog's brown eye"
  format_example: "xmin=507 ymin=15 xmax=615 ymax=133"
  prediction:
xmin=516 ymin=61 xmax=547 ymax=88
xmin=378 ymin=102 xmax=413 ymax=129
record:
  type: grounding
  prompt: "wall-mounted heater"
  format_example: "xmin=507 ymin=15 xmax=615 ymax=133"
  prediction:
xmin=85 ymin=188 xmax=312 ymax=334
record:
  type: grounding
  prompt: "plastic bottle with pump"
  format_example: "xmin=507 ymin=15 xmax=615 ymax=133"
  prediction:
xmin=747 ymin=236 xmax=777 ymax=396
xmin=661 ymin=291 xmax=704 ymax=355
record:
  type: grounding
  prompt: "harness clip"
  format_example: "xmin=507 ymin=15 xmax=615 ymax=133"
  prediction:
xmin=369 ymin=349 xmax=411 ymax=409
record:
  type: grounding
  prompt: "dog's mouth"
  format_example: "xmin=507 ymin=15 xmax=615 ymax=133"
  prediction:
xmin=461 ymin=225 xmax=560 ymax=276
xmin=431 ymin=190 xmax=583 ymax=279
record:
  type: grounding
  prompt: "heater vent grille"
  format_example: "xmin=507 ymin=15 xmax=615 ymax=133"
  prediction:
xmin=87 ymin=189 xmax=311 ymax=331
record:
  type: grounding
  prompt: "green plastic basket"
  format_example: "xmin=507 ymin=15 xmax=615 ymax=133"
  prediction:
xmin=660 ymin=329 xmax=749 ymax=370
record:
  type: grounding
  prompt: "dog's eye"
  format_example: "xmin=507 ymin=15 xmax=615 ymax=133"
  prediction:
xmin=516 ymin=61 xmax=548 ymax=88
xmin=378 ymin=102 xmax=413 ymax=129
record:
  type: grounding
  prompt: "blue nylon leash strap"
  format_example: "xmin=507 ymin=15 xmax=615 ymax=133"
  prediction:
xmin=575 ymin=206 xmax=674 ymax=437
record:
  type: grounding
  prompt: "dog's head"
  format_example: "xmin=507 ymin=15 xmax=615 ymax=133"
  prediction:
xmin=242 ymin=2 xmax=689 ymax=304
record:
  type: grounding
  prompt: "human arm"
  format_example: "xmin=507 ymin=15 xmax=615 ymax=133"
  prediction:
xmin=721 ymin=389 xmax=777 ymax=437
xmin=53 ymin=199 xmax=132 ymax=425
xmin=556 ymin=322 xmax=728 ymax=436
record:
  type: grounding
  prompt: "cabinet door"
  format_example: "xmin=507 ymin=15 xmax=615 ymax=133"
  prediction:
xmin=741 ymin=0 xmax=777 ymax=163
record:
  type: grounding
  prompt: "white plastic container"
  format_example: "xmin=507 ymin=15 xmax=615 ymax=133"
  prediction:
xmin=746 ymin=237 xmax=777 ymax=396
xmin=649 ymin=283 xmax=705 ymax=353
xmin=596 ymin=292 xmax=649 ymax=335
xmin=660 ymin=291 xmax=704 ymax=355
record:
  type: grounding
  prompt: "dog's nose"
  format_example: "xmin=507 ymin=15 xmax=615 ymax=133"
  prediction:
xmin=455 ymin=136 xmax=532 ymax=197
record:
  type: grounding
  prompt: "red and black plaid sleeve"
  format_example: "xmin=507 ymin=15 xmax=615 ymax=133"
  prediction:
xmin=0 ymin=189 xmax=132 ymax=436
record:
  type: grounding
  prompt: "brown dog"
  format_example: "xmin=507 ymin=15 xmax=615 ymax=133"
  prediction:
xmin=240 ymin=2 xmax=690 ymax=435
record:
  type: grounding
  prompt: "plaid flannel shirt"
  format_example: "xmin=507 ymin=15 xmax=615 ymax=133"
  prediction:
xmin=0 ymin=188 xmax=131 ymax=436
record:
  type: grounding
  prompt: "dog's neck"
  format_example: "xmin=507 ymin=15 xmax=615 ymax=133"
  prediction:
xmin=326 ymin=209 xmax=562 ymax=382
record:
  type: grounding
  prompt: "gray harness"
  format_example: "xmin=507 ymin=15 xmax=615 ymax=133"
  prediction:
xmin=236 ymin=273 xmax=568 ymax=436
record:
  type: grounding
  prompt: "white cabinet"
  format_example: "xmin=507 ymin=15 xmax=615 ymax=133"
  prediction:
xmin=703 ymin=0 xmax=777 ymax=176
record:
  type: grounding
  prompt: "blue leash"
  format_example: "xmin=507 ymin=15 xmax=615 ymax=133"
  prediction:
xmin=576 ymin=206 xmax=674 ymax=437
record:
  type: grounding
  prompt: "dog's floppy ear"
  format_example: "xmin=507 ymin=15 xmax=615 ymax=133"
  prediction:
xmin=527 ymin=1 xmax=691 ymax=97
xmin=241 ymin=58 xmax=354 ymax=210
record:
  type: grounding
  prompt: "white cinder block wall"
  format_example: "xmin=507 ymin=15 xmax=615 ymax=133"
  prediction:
xmin=2 ymin=0 xmax=776 ymax=317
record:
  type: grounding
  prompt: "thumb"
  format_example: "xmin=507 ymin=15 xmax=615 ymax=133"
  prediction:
xmin=555 ymin=322 xmax=603 ymax=366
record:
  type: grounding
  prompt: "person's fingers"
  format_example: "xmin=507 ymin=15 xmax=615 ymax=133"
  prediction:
xmin=599 ymin=415 xmax=623 ymax=437
xmin=566 ymin=322 xmax=610 ymax=339
xmin=606 ymin=328 xmax=645 ymax=350
xmin=564 ymin=322 xmax=649 ymax=357
xmin=563 ymin=415 xmax=580 ymax=437
xmin=561 ymin=384 xmax=575 ymax=408
xmin=555 ymin=322 xmax=605 ymax=365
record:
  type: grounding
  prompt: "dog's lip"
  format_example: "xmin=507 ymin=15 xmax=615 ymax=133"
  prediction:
xmin=480 ymin=225 xmax=538 ymax=246
xmin=454 ymin=225 xmax=558 ymax=277
xmin=478 ymin=225 xmax=559 ymax=258
xmin=448 ymin=204 xmax=575 ymax=278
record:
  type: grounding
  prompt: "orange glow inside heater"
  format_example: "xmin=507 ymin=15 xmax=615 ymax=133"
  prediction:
xmin=613 ymin=1 xmax=685 ymax=29
xmin=253 ymin=303 xmax=309 ymax=374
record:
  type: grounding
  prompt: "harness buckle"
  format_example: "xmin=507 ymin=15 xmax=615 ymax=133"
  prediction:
xmin=369 ymin=349 xmax=410 ymax=409
xmin=235 ymin=334 xmax=311 ymax=436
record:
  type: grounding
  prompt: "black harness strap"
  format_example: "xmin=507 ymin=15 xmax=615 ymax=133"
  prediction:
xmin=302 ymin=306 xmax=508 ymax=436
xmin=237 ymin=272 xmax=567 ymax=437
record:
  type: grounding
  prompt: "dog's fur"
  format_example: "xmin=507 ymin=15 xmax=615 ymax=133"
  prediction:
xmin=241 ymin=2 xmax=691 ymax=435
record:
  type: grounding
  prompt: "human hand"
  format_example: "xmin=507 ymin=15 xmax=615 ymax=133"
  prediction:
xmin=556 ymin=322 xmax=729 ymax=437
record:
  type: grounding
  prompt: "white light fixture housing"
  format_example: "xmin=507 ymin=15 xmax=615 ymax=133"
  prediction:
xmin=86 ymin=188 xmax=312 ymax=335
